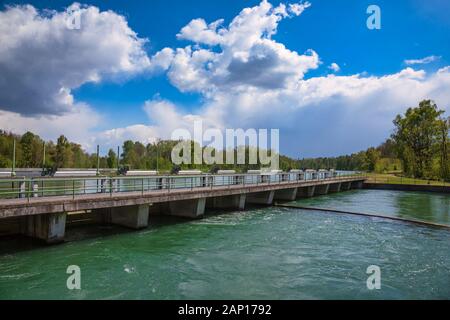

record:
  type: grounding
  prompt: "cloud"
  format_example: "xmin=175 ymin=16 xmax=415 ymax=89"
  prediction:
xmin=93 ymin=66 xmax=450 ymax=157
xmin=404 ymin=55 xmax=441 ymax=65
xmin=0 ymin=104 xmax=101 ymax=149
xmin=166 ymin=0 xmax=319 ymax=93
xmin=2 ymin=1 xmax=450 ymax=158
xmin=177 ymin=18 xmax=224 ymax=45
xmin=288 ymin=2 xmax=311 ymax=15
xmin=94 ymin=124 xmax=158 ymax=150
xmin=328 ymin=62 xmax=340 ymax=72
xmin=0 ymin=3 xmax=166 ymax=116
xmin=92 ymin=1 xmax=450 ymax=157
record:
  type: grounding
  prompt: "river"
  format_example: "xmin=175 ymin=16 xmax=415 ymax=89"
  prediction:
xmin=0 ymin=189 xmax=448 ymax=299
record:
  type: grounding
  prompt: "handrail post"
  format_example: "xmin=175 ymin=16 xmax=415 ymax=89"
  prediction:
xmin=27 ymin=179 xmax=30 ymax=203
xmin=72 ymin=179 xmax=75 ymax=200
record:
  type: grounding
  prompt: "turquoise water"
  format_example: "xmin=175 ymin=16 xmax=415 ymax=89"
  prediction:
xmin=290 ymin=189 xmax=450 ymax=226
xmin=0 ymin=190 xmax=449 ymax=299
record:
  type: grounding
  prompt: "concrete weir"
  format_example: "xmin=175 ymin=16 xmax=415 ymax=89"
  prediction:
xmin=109 ymin=204 xmax=149 ymax=229
xmin=247 ymin=191 xmax=275 ymax=205
xmin=328 ymin=182 xmax=341 ymax=193
xmin=341 ymin=181 xmax=352 ymax=191
xmin=274 ymin=188 xmax=298 ymax=201
xmin=21 ymin=212 xmax=67 ymax=244
xmin=297 ymin=185 xmax=316 ymax=198
xmin=207 ymin=194 xmax=246 ymax=210
xmin=169 ymin=198 xmax=206 ymax=218
xmin=351 ymin=180 xmax=364 ymax=189
xmin=314 ymin=184 xmax=330 ymax=196
xmin=0 ymin=174 xmax=366 ymax=244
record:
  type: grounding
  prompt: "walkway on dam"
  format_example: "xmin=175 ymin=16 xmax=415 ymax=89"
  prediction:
xmin=0 ymin=175 xmax=364 ymax=218
xmin=0 ymin=173 xmax=365 ymax=243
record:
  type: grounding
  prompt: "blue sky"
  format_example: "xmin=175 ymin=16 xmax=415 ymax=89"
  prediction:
xmin=0 ymin=0 xmax=449 ymax=157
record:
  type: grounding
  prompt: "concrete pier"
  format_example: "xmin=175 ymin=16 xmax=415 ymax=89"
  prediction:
xmin=314 ymin=184 xmax=330 ymax=196
xmin=109 ymin=204 xmax=149 ymax=229
xmin=247 ymin=191 xmax=275 ymax=205
xmin=274 ymin=188 xmax=298 ymax=201
xmin=21 ymin=212 xmax=67 ymax=243
xmin=169 ymin=198 xmax=206 ymax=218
xmin=207 ymin=194 xmax=246 ymax=210
xmin=297 ymin=185 xmax=316 ymax=198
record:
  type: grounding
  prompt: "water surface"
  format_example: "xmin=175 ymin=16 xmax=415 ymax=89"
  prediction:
xmin=289 ymin=189 xmax=450 ymax=226
xmin=0 ymin=190 xmax=449 ymax=299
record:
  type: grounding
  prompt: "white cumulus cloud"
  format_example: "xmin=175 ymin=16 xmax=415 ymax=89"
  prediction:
xmin=0 ymin=3 xmax=169 ymax=116
xmin=404 ymin=55 xmax=441 ymax=65
xmin=328 ymin=62 xmax=340 ymax=72
xmin=165 ymin=0 xmax=319 ymax=93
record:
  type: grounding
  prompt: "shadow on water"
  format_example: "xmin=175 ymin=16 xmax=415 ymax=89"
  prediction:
xmin=0 ymin=214 xmax=206 ymax=256
xmin=0 ymin=203 xmax=270 ymax=256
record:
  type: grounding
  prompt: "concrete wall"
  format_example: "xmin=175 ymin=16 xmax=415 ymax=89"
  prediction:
xmin=328 ymin=183 xmax=341 ymax=193
xmin=168 ymin=198 xmax=206 ymax=218
xmin=274 ymin=188 xmax=298 ymax=201
xmin=314 ymin=184 xmax=330 ymax=196
xmin=351 ymin=181 xmax=364 ymax=189
xmin=246 ymin=191 xmax=275 ymax=205
xmin=341 ymin=182 xmax=352 ymax=191
xmin=109 ymin=204 xmax=149 ymax=229
xmin=0 ymin=216 xmax=21 ymax=236
xmin=206 ymin=194 xmax=246 ymax=210
xmin=297 ymin=185 xmax=315 ymax=198
xmin=21 ymin=212 xmax=67 ymax=243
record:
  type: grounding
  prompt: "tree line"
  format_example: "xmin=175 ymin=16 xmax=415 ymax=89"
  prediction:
xmin=0 ymin=100 xmax=448 ymax=180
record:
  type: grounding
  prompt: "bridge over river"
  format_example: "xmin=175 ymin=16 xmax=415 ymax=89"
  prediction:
xmin=0 ymin=172 xmax=365 ymax=244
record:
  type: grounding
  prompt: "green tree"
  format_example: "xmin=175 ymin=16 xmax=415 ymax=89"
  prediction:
xmin=392 ymin=100 xmax=444 ymax=178
xmin=107 ymin=149 xmax=117 ymax=168
xmin=54 ymin=135 xmax=72 ymax=168
xmin=19 ymin=131 xmax=36 ymax=167
xmin=437 ymin=116 xmax=450 ymax=180
xmin=363 ymin=147 xmax=380 ymax=172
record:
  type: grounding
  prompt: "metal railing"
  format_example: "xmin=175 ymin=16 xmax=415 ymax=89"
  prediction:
xmin=0 ymin=171 xmax=364 ymax=202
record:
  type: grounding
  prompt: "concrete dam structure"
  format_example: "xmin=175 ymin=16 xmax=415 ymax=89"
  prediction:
xmin=0 ymin=171 xmax=365 ymax=244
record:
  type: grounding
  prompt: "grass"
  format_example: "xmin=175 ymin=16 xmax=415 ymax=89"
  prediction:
xmin=365 ymin=172 xmax=449 ymax=186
